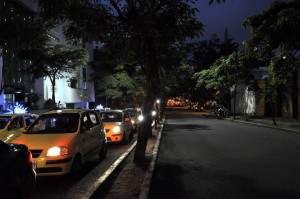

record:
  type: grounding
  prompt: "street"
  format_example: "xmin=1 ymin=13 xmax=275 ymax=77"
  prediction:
xmin=29 ymin=136 xmax=137 ymax=199
xmin=149 ymin=109 xmax=300 ymax=199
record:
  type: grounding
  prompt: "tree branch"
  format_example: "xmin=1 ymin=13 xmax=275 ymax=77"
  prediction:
xmin=110 ymin=0 xmax=125 ymax=19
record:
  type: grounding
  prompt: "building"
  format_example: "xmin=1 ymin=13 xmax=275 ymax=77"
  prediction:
xmin=0 ymin=0 xmax=95 ymax=111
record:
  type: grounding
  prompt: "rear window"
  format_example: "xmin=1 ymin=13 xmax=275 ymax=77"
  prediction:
xmin=100 ymin=112 xmax=123 ymax=122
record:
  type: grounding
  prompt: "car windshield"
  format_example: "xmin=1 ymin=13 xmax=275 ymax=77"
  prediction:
xmin=0 ymin=116 xmax=11 ymax=129
xmin=25 ymin=113 xmax=79 ymax=134
xmin=100 ymin=112 xmax=122 ymax=122
xmin=126 ymin=109 xmax=137 ymax=117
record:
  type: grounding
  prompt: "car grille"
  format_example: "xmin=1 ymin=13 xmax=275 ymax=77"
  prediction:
xmin=30 ymin=150 xmax=43 ymax=158
xmin=36 ymin=167 xmax=62 ymax=173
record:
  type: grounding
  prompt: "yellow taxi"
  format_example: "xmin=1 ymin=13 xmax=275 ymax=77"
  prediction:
xmin=0 ymin=114 xmax=38 ymax=143
xmin=99 ymin=110 xmax=133 ymax=144
xmin=12 ymin=109 xmax=107 ymax=176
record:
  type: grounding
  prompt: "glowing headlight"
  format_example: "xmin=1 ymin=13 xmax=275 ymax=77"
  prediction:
xmin=113 ymin=126 xmax=121 ymax=133
xmin=131 ymin=120 xmax=135 ymax=124
xmin=152 ymin=111 xmax=157 ymax=116
xmin=138 ymin=115 xmax=144 ymax=122
xmin=47 ymin=146 xmax=68 ymax=157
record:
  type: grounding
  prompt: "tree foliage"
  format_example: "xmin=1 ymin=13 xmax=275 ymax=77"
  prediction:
xmin=244 ymin=0 xmax=300 ymax=58
xmin=243 ymin=0 xmax=300 ymax=119
xmin=186 ymin=33 xmax=239 ymax=71
xmin=35 ymin=0 xmax=205 ymax=162
xmin=194 ymin=51 xmax=254 ymax=116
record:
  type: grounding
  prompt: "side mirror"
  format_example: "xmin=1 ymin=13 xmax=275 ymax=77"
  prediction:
xmin=82 ymin=123 xmax=90 ymax=132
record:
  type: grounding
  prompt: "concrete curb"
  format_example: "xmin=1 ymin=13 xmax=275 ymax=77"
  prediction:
xmin=83 ymin=140 xmax=137 ymax=199
xmin=138 ymin=117 xmax=165 ymax=199
xmin=227 ymin=118 xmax=300 ymax=134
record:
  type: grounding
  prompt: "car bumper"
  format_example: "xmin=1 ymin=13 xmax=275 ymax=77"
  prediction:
xmin=34 ymin=156 xmax=73 ymax=176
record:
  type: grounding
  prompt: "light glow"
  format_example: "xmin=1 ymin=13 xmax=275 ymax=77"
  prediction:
xmin=47 ymin=146 xmax=68 ymax=156
xmin=96 ymin=104 xmax=104 ymax=110
xmin=138 ymin=115 xmax=144 ymax=122
xmin=6 ymin=103 xmax=28 ymax=114
xmin=112 ymin=126 xmax=121 ymax=133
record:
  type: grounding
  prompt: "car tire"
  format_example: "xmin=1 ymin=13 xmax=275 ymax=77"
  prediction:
xmin=99 ymin=141 xmax=107 ymax=159
xmin=122 ymin=132 xmax=128 ymax=144
xmin=70 ymin=154 xmax=82 ymax=178
xmin=129 ymin=130 xmax=134 ymax=139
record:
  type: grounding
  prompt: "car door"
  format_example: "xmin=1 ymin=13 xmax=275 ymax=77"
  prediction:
xmin=4 ymin=116 xmax=25 ymax=143
xmin=87 ymin=111 xmax=104 ymax=151
xmin=123 ymin=111 xmax=133 ymax=135
xmin=81 ymin=112 xmax=103 ymax=159
xmin=80 ymin=112 xmax=94 ymax=158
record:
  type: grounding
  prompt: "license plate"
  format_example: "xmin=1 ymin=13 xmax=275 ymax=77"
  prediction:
xmin=32 ymin=161 xmax=37 ymax=170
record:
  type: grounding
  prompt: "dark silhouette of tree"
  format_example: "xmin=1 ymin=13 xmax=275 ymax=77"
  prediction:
xmin=244 ymin=0 xmax=300 ymax=120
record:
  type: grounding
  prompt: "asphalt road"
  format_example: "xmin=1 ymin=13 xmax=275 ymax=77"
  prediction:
xmin=149 ymin=109 xmax=300 ymax=199
xmin=29 ymin=135 xmax=137 ymax=199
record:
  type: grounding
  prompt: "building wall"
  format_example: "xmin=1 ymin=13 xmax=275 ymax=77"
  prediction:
xmin=1 ymin=0 xmax=96 ymax=111
xmin=231 ymin=85 xmax=257 ymax=115
xmin=231 ymin=67 xmax=269 ymax=116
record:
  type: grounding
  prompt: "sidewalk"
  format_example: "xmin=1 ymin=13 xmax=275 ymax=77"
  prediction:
xmin=226 ymin=115 xmax=300 ymax=133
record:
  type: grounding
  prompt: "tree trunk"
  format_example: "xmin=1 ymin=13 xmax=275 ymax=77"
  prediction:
xmin=233 ymin=87 xmax=237 ymax=119
xmin=51 ymin=78 xmax=56 ymax=108
xmin=271 ymin=101 xmax=277 ymax=125
xmin=134 ymin=37 xmax=160 ymax=163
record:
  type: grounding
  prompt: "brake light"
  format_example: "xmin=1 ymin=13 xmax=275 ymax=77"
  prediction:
xmin=27 ymin=150 xmax=33 ymax=163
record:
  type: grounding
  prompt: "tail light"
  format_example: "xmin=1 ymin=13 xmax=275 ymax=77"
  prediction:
xmin=27 ymin=150 xmax=33 ymax=164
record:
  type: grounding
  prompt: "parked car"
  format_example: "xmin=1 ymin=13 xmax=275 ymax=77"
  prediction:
xmin=0 ymin=113 xmax=39 ymax=143
xmin=99 ymin=109 xmax=133 ymax=144
xmin=0 ymin=140 xmax=36 ymax=199
xmin=125 ymin=108 xmax=140 ymax=133
xmin=12 ymin=109 xmax=107 ymax=177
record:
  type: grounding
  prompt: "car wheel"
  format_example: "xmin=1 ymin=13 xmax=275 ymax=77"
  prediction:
xmin=122 ymin=132 xmax=128 ymax=144
xmin=129 ymin=130 xmax=134 ymax=139
xmin=70 ymin=154 xmax=82 ymax=178
xmin=99 ymin=141 xmax=107 ymax=159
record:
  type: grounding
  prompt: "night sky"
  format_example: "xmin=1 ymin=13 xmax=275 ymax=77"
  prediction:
xmin=195 ymin=0 xmax=291 ymax=45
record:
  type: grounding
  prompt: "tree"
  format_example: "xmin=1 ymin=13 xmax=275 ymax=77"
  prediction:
xmin=20 ymin=45 xmax=88 ymax=106
xmin=94 ymin=65 xmax=145 ymax=108
xmin=35 ymin=0 xmax=204 ymax=162
xmin=243 ymin=0 xmax=300 ymax=118
xmin=194 ymin=52 xmax=254 ymax=118
xmin=185 ymin=33 xmax=239 ymax=103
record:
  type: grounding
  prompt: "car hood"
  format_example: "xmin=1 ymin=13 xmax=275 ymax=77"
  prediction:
xmin=0 ymin=129 xmax=25 ymax=143
xmin=12 ymin=133 xmax=76 ymax=149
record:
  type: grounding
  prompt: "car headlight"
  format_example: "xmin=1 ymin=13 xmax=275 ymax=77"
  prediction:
xmin=152 ymin=111 xmax=156 ymax=116
xmin=47 ymin=146 xmax=68 ymax=156
xmin=138 ymin=115 xmax=144 ymax=122
xmin=113 ymin=126 xmax=121 ymax=133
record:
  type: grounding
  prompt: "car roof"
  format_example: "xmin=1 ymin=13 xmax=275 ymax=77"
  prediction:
xmin=100 ymin=109 xmax=124 ymax=113
xmin=0 ymin=113 xmax=38 ymax=117
xmin=44 ymin=109 xmax=92 ymax=115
